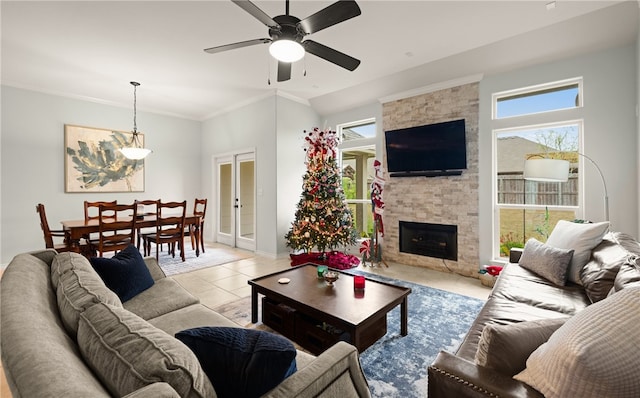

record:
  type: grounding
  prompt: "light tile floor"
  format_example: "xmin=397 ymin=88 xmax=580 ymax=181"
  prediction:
xmin=173 ymin=243 xmax=491 ymax=309
xmin=0 ymin=243 xmax=491 ymax=398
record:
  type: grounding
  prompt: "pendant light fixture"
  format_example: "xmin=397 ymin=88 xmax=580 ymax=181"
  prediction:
xmin=119 ymin=81 xmax=152 ymax=160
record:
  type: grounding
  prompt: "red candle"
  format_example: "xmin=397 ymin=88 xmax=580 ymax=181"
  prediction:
xmin=354 ymin=275 xmax=365 ymax=289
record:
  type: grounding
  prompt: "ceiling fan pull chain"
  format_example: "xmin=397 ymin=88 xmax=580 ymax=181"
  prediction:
xmin=303 ymin=55 xmax=307 ymax=77
xmin=267 ymin=52 xmax=272 ymax=85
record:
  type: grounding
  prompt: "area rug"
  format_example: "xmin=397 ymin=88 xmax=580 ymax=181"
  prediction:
xmin=212 ymin=271 xmax=485 ymax=398
xmin=155 ymin=246 xmax=251 ymax=276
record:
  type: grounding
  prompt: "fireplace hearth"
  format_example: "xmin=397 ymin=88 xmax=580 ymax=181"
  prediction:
xmin=399 ymin=221 xmax=457 ymax=261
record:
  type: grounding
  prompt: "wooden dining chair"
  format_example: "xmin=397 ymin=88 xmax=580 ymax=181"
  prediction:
xmin=145 ymin=200 xmax=186 ymax=262
xmin=36 ymin=203 xmax=95 ymax=257
xmin=184 ymin=198 xmax=207 ymax=254
xmin=83 ymin=200 xmax=117 ymax=245
xmin=134 ymin=199 xmax=160 ymax=255
xmin=95 ymin=202 xmax=137 ymax=257
xmin=84 ymin=200 xmax=117 ymax=221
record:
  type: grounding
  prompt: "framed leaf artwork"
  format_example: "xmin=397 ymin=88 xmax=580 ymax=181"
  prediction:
xmin=64 ymin=124 xmax=145 ymax=193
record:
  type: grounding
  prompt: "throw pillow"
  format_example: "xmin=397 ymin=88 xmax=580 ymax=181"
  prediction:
xmin=545 ymin=220 xmax=609 ymax=285
xmin=475 ymin=317 xmax=568 ymax=376
xmin=90 ymin=244 xmax=154 ymax=302
xmin=609 ymin=255 xmax=640 ymax=294
xmin=580 ymin=232 xmax=638 ymax=303
xmin=518 ymin=238 xmax=574 ymax=286
xmin=514 ymin=286 xmax=640 ymax=397
xmin=175 ymin=327 xmax=297 ymax=398
xmin=77 ymin=302 xmax=215 ymax=398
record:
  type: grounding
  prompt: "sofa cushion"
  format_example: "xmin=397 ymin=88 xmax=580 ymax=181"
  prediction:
xmin=147 ymin=304 xmax=239 ymax=336
xmin=77 ymin=302 xmax=216 ymax=398
xmin=123 ymin=278 xmax=199 ymax=320
xmin=580 ymin=232 xmax=640 ymax=302
xmin=89 ymin=245 xmax=155 ymax=302
xmin=176 ymin=327 xmax=297 ymax=398
xmin=514 ymin=286 xmax=640 ymax=397
xmin=545 ymin=220 xmax=609 ymax=285
xmin=51 ymin=252 xmax=122 ymax=336
xmin=475 ymin=317 xmax=568 ymax=376
xmin=518 ymin=238 xmax=574 ymax=286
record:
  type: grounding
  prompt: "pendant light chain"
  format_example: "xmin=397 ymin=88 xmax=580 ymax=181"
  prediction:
xmin=131 ymin=81 xmax=140 ymax=134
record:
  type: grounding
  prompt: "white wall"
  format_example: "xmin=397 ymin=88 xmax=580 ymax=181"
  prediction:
xmin=276 ymin=96 xmax=321 ymax=256
xmin=1 ymin=86 xmax=202 ymax=263
xmin=479 ymin=44 xmax=639 ymax=265
xmin=201 ymin=94 xmax=319 ymax=257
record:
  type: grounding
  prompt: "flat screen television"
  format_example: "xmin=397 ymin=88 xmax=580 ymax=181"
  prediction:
xmin=384 ymin=119 xmax=467 ymax=177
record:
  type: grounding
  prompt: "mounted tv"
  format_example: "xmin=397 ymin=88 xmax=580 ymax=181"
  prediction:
xmin=384 ymin=119 xmax=467 ymax=177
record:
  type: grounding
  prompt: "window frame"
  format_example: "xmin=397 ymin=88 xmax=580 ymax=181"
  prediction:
xmin=492 ymin=77 xmax=583 ymax=120
xmin=491 ymin=78 xmax=585 ymax=260
xmin=336 ymin=118 xmax=377 ymax=237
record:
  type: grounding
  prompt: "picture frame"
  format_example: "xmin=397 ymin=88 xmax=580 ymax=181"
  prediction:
xmin=64 ymin=124 xmax=145 ymax=193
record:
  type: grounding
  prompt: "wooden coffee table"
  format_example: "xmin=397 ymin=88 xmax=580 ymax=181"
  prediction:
xmin=248 ymin=264 xmax=411 ymax=354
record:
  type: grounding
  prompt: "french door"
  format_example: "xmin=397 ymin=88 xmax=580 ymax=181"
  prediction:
xmin=216 ymin=152 xmax=256 ymax=251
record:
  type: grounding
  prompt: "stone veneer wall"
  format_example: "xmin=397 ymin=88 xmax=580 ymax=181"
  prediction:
xmin=381 ymin=83 xmax=479 ymax=278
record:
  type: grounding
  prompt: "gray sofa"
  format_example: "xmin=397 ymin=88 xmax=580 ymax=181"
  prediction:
xmin=428 ymin=230 xmax=640 ymax=397
xmin=1 ymin=249 xmax=372 ymax=398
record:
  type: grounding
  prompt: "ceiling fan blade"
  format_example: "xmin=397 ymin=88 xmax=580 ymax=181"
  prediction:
xmin=302 ymin=40 xmax=360 ymax=71
xmin=298 ymin=0 xmax=361 ymax=34
xmin=204 ymin=38 xmax=271 ymax=54
xmin=232 ymin=0 xmax=279 ymax=28
xmin=277 ymin=61 xmax=291 ymax=82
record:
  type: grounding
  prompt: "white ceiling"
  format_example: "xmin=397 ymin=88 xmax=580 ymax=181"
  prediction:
xmin=2 ymin=1 xmax=638 ymax=120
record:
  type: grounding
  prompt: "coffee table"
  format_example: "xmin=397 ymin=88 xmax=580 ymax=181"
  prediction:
xmin=248 ymin=264 xmax=411 ymax=354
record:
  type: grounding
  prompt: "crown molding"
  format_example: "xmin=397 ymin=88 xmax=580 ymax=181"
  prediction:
xmin=378 ymin=74 xmax=484 ymax=104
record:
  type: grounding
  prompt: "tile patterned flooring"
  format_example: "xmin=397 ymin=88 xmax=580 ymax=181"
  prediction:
xmin=0 ymin=243 xmax=491 ymax=397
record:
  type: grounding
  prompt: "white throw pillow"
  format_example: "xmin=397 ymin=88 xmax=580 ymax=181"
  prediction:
xmin=514 ymin=286 xmax=640 ymax=397
xmin=545 ymin=220 xmax=609 ymax=285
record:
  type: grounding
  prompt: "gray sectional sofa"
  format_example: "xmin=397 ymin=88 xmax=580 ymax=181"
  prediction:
xmin=1 ymin=249 xmax=372 ymax=397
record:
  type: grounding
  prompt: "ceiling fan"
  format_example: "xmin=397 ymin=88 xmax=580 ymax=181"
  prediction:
xmin=204 ymin=0 xmax=361 ymax=82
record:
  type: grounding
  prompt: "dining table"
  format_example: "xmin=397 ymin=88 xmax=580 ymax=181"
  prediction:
xmin=60 ymin=214 xmax=202 ymax=256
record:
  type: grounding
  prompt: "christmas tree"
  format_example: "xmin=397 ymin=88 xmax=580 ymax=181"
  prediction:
xmin=285 ymin=128 xmax=357 ymax=253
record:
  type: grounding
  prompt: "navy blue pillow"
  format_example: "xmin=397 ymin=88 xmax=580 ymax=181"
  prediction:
xmin=175 ymin=327 xmax=297 ymax=398
xmin=89 ymin=244 xmax=154 ymax=302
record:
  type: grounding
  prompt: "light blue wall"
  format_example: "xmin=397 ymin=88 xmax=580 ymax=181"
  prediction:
xmin=479 ymin=44 xmax=639 ymax=265
xmin=0 ymin=86 xmax=202 ymax=263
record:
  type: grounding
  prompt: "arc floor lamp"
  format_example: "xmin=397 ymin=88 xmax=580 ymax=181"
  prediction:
xmin=523 ymin=154 xmax=609 ymax=222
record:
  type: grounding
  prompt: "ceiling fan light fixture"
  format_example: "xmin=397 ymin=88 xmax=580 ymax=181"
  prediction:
xmin=269 ymin=39 xmax=305 ymax=62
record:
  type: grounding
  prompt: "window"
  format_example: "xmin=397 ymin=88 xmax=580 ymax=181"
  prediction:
xmin=337 ymin=119 xmax=377 ymax=238
xmin=493 ymin=79 xmax=583 ymax=259
xmin=494 ymin=80 xmax=581 ymax=119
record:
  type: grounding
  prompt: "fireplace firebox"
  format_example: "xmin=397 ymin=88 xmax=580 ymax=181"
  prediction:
xmin=399 ymin=221 xmax=457 ymax=261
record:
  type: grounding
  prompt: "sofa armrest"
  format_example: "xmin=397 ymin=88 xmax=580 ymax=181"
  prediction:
xmin=264 ymin=341 xmax=371 ymax=398
xmin=143 ymin=256 xmax=166 ymax=281
xmin=428 ymin=351 xmax=542 ymax=398
xmin=123 ymin=382 xmax=180 ymax=398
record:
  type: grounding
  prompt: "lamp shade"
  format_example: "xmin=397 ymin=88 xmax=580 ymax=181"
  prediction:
xmin=269 ymin=40 xmax=304 ymax=62
xmin=523 ymin=159 xmax=570 ymax=182
xmin=120 ymin=146 xmax=152 ymax=160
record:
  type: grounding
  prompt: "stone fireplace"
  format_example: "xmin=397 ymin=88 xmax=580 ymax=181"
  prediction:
xmin=381 ymin=81 xmax=479 ymax=277
xmin=399 ymin=221 xmax=457 ymax=261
